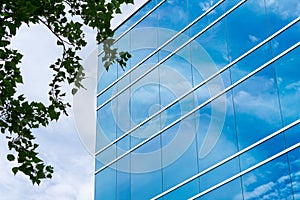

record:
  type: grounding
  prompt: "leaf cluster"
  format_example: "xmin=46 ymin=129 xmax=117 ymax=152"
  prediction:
xmin=1 ymin=0 xmax=133 ymax=184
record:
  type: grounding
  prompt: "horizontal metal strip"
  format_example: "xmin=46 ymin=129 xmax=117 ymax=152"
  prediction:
xmin=98 ymin=0 xmax=165 ymax=56
xmin=95 ymin=41 xmax=300 ymax=175
xmin=95 ymin=17 xmax=299 ymax=157
xmin=151 ymin=118 xmax=300 ymax=199
xmin=189 ymin=141 xmax=300 ymax=199
xmin=96 ymin=0 xmax=228 ymax=99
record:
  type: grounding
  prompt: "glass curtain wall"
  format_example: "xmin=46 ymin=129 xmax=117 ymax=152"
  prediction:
xmin=95 ymin=0 xmax=300 ymax=199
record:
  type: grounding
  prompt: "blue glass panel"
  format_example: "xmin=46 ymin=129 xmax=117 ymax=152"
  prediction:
xmin=239 ymin=134 xmax=285 ymax=171
xmin=116 ymin=81 xmax=131 ymax=135
xmin=97 ymin=53 xmax=118 ymax=94
xmin=117 ymin=33 xmax=131 ymax=71
xmin=158 ymin=30 xmax=191 ymax=61
xmin=158 ymin=0 xmax=188 ymax=32
xmin=196 ymin=93 xmax=238 ymax=171
xmin=190 ymin=27 xmax=229 ymax=88
xmin=285 ymin=124 xmax=300 ymax=149
xmin=116 ymin=131 xmax=131 ymax=153
xmin=135 ymin=2 xmax=158 ymax=29
xmin=200 ymin=178 xmax=243 ymax=200
xmin=275 ymin=47 xmax=300 ymax=125
xmin=222 ymin=0 xmax=241 ymax=11
xmin=95 ymin=155 xmax=104 ymax=173
xmin=131 ymin=170 xmax=163 ymax=200
xmin=159 ymin=84 xmax=179 ymax=107
xmin=95 ymin=166 xmax=117 ymax=200
xmin=130 ymin=49 xmax=159 ymax=80
xmin=131 ymin=137 xmax=163 ymax=199
xmin=287 ymin=147 xmax=300 ymax=199
xmin=268 ymin=22 xmax=300 ymax=57
xmin=95 ymin=144 xmax=116 ymax=171
xmin=162 ymin=115 xmax=199 ymax=199
xmin=160 ymin=95 xmax=194 ymax=131
xmin=200 ymin=158 xmax=240 ymax=191
xmin=232 ymin=66 xmax=282 ymax=149
xmin=130 ymin=32 xmax=158 ymax=68
xmin=190 ymin=0 xmax=227 ymax=38
xmin=130 ymin=115 xmax=161 ymax=148
xmin=130 ymin=68 xmax=160 ymax=125
xmin=242 ymin=155 xmax=293 ymax=200
xmin=265 ymin=0 xmax=300 ymax=35
xmin=188 ymin=0 xmax=225 ymax=23
xmin=226 ymin=0 xmax=270 ymax=61
xmin=164 ymin=179 xmax=199 ymax=200
xmin=117 ymin=155 xmax=131 ymax=200
xmin=133 ymin=133 xmax=161 ymax=154
xmin=117 ymin=170 xmax=131 ymax=200
xmin=193 ymin=19 xmax=229 ymax=70
xmin=97 ymin=87 xmax=112 ymax=108
xmin=114 ymin=0 xmax=158 ymax=36
xmin=96 ymin=102 xmax=117 ymax=151
xmin=97 ymin=66 xmax=118 ymax=109
xmin=158 ymin=45 xmax=195 ymax=123
xmin=228 ymin=38 xmax=273 ymax=83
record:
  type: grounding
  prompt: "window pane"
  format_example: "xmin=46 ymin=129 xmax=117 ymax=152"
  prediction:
xmin=226 ymin=0 xmax=270 ymax=60
xmin=201 ymin=178 xmax=243 ymax=200
xmin=239 ymin=134 xmax=285 ymax=171
xmin=275 ymin=47 xmax=300 ymax=125
xmin=162 ymin=115 xmax=199 ymax=199
xmin=242 ymin=155 xmax=293 ymax=200
xmin=233 ymin=66 xmax=282 ymax=149
xmin=196 ymin=93 xmax=238 ymax=171
xmin=288 ymin=147 xmax=300 ymax=199
xmin=95 ymin=167 xmax=117 ymax=200
xmin=131 ymin=136 xmax=163 ymax=199
xmin=200 ymin=158 xmax=240 ymax=192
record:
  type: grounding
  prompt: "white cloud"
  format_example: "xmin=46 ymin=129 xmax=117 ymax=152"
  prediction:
xmin=278 ymin=175 xmax=290 ymax=184
xmin=244 ymin=181 xmax=275 ymax=199
xmin=199 ymin=0 xmax=214 ymax=12
xmin=248 ymin=34 xmax=260 ymax=43
xmin=271 ymin=41 xmax=279 ymax=49
xmin=234 ymin=88 xmax=280 ymax=124
xmin=240 ymin=158 xmax=299 ymax=200
xmin=0 ymin=22 xmax=95 ymax=200
xmin=244 ymin=174 xmax=257 ymax=186
xmin=285 ymin=81 xmax=300 ymax=92
xmin=0 ymin=117 xmax=94 ymax=200
xmin=260 ymin=0 xmax=300 ymax=20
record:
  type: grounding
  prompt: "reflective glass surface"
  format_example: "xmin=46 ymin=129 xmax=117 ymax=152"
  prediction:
xmin=233 ymin=66 xmax=282 ymax=149
xmin=95 ymin=0 xmax=300 ymax=199
xmin=242 ymin=155 xmax=293 ymax=200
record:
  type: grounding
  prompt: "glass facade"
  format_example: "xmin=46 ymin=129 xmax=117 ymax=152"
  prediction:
xmin=95 ymin=0 xmax=300 ymax=199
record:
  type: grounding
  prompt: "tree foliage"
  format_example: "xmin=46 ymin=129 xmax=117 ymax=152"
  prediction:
xmin=1 ymin=0 xmax=132 ymax=185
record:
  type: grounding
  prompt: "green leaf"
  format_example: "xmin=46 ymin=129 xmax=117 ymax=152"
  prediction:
xmin=12 ymin=167 xmax=18 ymax=175
xmin=0 ymin=0 xmax=132 ymax=185
xmin=71 ymin=88 xmax=78 ymax=95
xmin=7 ymin=154 xmax=15 ymax=161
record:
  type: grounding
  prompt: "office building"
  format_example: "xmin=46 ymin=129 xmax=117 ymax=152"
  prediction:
xmin=95 ymin=0 xmax=300 ymax=199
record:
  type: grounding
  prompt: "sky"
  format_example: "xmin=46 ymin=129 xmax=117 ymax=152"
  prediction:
xmin=0 ymin=1 xmax=146 ymax=199
xmin=0 ymin=23 xmax=96 ymax=199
